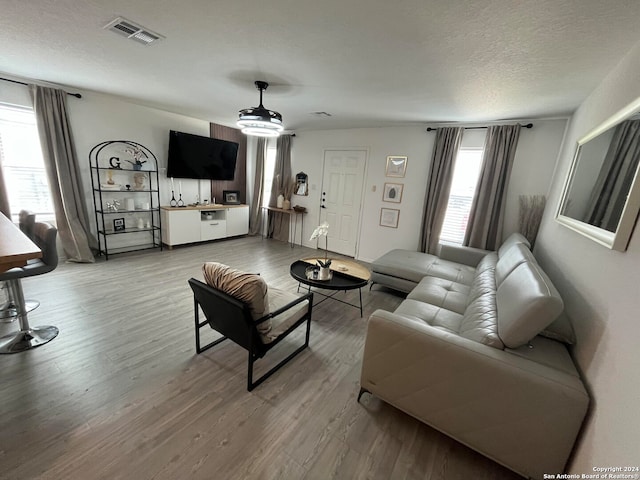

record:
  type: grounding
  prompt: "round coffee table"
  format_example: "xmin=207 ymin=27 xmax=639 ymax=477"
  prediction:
xmin=290 ymin=258 xmax=370 ymax=317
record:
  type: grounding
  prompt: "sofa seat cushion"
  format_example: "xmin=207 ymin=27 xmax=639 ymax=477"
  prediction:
xmin=394 ymin=299 xmax=463 ymax=334
xmin=407 ymin=277 xmax=470 ymax=315
xmin=423 ymin=258 xmax=476 ymax=285
xmin=260 ymin=287 xmax=309 ymax=344
xmin=203 ymin=262 xmax=271 ymax=335
xmin=506 ymin=336 xmax=580 ymax=377
xmin=371 ymin=249 xmax=438 ymax=284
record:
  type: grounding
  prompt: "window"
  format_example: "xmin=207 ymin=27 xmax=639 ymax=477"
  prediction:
xmin=0 ymin=104 xmax=54 ymax=222
xmin=262 ymin=145 xmax=277 ymax=207
xmin=439 ymin=148 xmax=484 ymax=245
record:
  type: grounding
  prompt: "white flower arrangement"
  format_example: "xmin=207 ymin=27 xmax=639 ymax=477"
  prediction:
xmin=310 ymin=221 xmax=331 ymax=268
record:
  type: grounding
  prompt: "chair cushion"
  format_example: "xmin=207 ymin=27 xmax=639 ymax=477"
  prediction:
xmin=202 ymin=262 xmax=271 ymax=334
xmin=261 ymin=288 xmax=310 ymax=344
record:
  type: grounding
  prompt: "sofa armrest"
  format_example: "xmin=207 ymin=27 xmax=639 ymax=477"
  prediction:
xmin=360 ymin=310 xmax=589 ymax=479
xmin=438 ymin=243 xmax=491 ymax=267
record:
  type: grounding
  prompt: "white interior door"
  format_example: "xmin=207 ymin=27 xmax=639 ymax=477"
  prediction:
xmin=320 ymin=150 xmax=366 ymax=257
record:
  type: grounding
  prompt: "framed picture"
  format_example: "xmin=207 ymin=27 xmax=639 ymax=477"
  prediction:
xmin=380 ymin=208 xmax=400 ymax=228
xmin=385 ymin=156 xmax=408 ymax=177
xmin=113 ymin=218 xmax=125 ymax=231
xmin=223 ymin=190 xmax=241 ymax=205
xmin=382 ymin=182 xmax=403 ymax=203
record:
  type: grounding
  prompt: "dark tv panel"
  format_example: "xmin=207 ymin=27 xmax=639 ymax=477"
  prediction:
xmin=167 ymin=130 xmax=238 ymax=180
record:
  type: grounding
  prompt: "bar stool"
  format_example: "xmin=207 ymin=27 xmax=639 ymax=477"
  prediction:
xmin=1 ymin=210 xmax=40 ymax=320
xmin=0 ymin=222 xmax=59 ymax=354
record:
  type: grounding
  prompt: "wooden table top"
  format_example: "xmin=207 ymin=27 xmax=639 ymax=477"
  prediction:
xmin=0 ymin=213 xmax=42 ymax=274
xmin=300 ymin=257 xmax=371 ymax=281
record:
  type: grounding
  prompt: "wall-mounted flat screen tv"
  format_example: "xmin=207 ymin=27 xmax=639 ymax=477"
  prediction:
xmin=167 ymin=130 xmax=238 ymax=180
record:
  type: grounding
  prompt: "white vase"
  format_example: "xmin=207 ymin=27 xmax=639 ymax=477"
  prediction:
xmin=277 ymin=194 xmax=284 ymax=209
xmin=317 ymin=266 xmax=331 ymax=280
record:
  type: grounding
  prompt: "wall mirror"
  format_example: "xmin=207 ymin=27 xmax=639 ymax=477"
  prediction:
xmin=557 ymin=96 xmax=640 ymax=251
xmin=295 ymin=172 xmax=308 ymax=196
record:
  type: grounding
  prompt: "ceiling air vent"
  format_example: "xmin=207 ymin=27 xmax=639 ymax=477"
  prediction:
xmin=104 ymin=17 xmax=164 ymax=46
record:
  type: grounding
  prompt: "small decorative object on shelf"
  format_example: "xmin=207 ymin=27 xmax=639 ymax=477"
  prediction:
xmin=90 ymin=140 xmax=162 ymax=260
xmin=113 ymin=218 xmax=125 ymax=231
xmin=133 ymin=173 xmax=146 ymax=190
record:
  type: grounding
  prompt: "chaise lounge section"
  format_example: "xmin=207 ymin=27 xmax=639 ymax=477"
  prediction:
xmin=361 ymin=234 xmax=589 ymax=479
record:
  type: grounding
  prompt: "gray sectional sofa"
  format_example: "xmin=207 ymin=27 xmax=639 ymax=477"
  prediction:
xmin=360 ymin=234 xmax=589 ymax=479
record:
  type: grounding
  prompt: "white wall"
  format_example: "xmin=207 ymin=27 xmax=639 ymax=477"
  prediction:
xmin=535 ymin=40 xmax=640 ymax=472
xmin=289 ymin=126 xmax=433 ymax=262
xmin=504 ymin=119 xmax=568 ymax=237
xmin=0 ymin=81 xmax=212 ymax=249
xmin=288 ymin=120 xmax=566 ymax=262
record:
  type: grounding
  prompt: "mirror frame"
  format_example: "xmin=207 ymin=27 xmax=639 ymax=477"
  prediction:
xmin=556 ymin=95 xmax=640 ymax=251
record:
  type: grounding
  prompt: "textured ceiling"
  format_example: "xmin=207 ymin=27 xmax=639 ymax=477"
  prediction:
xmin=1 ymin=0 xmax=640 ymax=131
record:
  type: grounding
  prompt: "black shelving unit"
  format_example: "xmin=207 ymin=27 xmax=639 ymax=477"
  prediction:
xmin=89 ymin=140 xmax=162 ymax=260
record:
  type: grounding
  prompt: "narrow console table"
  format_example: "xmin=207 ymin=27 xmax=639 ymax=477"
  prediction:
xmin=261 ymin=206 xmax=306 ymax=248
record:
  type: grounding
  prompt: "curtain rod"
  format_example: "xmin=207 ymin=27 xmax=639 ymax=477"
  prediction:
xmin=426 ymin=123 xmax=533 ymax=132
xmin=0 ymin=77 xmax=82 ymax=98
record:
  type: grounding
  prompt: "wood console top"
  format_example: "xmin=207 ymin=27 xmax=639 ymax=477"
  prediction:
xmin=161 ymin=204 xmax=248 ymax=211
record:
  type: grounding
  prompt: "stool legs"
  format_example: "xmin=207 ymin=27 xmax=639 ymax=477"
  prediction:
xmin=0 ymin=279 xmax=58 ymax=354
xmin=0 ymin=281 xmax=40 ymax=321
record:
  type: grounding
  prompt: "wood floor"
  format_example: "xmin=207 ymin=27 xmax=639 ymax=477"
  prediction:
xmin=0 ymin=236 xmax=521 ymax=480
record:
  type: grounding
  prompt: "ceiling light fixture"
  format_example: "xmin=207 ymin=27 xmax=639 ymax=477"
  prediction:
xmin=237 ymin=81 xmax=283 ymax=137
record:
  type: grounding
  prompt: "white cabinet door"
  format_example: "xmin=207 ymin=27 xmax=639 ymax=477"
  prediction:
xmin=161 ymin=209 xmax=201 ymax=246
xmin=226 ymin=206 xmax=249 ymax=236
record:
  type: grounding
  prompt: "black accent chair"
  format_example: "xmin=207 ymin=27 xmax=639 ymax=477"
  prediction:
xmin=0 ymin=222 xmax=59 ymax=354
xmin=188 ymin=277 xmax=313 ymax=391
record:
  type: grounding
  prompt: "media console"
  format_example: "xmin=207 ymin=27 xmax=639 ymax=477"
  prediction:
xmin=160 ymin=204 xmax=249 ymax=247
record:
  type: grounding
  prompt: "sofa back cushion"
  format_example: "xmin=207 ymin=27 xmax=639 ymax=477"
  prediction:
xmin=495 ymin=243 xmax=531 ymax=286
xmin=459 ymin=260 xmax=503 ymax=349
xmin=202 ymin=262 xmax=271 ymax=334
xmin=497 ymin=232 xmax=530 ymax=258
xmin=496 ymin=261 xmax=563 ymax=348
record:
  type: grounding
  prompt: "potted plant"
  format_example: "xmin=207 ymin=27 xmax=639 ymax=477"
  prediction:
xmin=124 ymin=146 xmax=147 ymax=170
xmin=310 ymin=221 xmax=331 ymax=280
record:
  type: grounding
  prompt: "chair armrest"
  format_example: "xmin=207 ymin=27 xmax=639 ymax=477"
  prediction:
xmin=438 ymin=243 xmax=491 ymax=267
xmin=255 ymin=291 xmax=313 ymax=325
xmin=360 ymin=310 xmax=589 ymax=478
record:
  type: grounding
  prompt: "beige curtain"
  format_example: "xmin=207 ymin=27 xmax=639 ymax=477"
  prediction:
xmin=267 ymin=135 xmax=293 ymax=242
xmin=464 ymin=124 xmax=521 ymax=250
xmin=419 ymin=127 xmax=464 ymax=254
xmin=30 ymin=85 xmax=95 ymax=262
xmin=248 ymin=138 xmax=266 ymax=235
